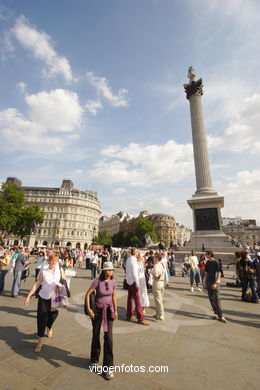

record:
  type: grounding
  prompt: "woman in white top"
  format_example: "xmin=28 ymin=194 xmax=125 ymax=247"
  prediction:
xmin=25 ymin=254 xmax=66 ymax=353
xmin=137 ymin=253 xmax=150 ymax=312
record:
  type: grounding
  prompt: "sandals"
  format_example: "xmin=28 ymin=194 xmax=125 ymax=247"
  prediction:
xmin=34 ymin=343 xmax=43 ymax=353
xmin=47 ymin=328 xmax=53 ymax=338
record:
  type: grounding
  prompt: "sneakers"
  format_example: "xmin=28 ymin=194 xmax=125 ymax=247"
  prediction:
xmin=211 ymin=314 xmax=218 ymax=320
xmin=138 ymin=320 xmax=150 ymax=326
xmin=190 ymin=287 xmax=194 ymax=292
xmin=218 ymin=316 xmax=227 ymax=323
xmin=197 ymin=287 xmax=203 ymax=292
xmin=105 ymin=369 xmax=114 ymax=380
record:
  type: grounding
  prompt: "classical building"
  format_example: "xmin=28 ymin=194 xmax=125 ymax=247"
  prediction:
xmin=176 ymin=223 xmax=192 ymax=246
xmin=114 ymin=210 xmax=183 ymax=248
xmin=222 ymin=217 xmax=260 ymax=245
xmin=4 ymin=177 xmax=101 ymax=248
xmin=146 ymin=213 xmax=177 ymax=248
xmin=99 ymin=211 xmax=133 ymax=237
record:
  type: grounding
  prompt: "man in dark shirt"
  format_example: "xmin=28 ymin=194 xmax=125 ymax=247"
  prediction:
xmin=204 ymin=250 xmax=227 ymax=323
xmin=11 ymin=248 xmax=30 ymax=297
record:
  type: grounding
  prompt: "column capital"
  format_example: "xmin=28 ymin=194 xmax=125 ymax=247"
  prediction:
xmin=184 ymin=78 xmax=203 ymax=100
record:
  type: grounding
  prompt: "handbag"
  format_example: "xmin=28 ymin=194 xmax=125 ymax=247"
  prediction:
xmin=21 ymin=266 xmax=30 ymax=281
xmin=59 ymin=266 xmax=71 ymax=297
xmin=60 ymin=279 xmax=71 ymax=297
xmin=84 ymin=281 xmax=98 ymax=316
xmin=51 ymin=285 xmax=69 ymax=311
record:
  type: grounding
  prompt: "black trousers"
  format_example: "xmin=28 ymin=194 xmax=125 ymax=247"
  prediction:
xmin=207 ymin=286 xmax=223 ymax=318
xmin=37 ymin=297 xmax=58 ymax=337
xmin=91 ymin=307 xmax=114 ymax=368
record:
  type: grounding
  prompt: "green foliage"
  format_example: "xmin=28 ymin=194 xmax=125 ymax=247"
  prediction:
xmin=112 ymin=231 xmax=125 ymax=247
xmin=135 ymin=217 xmax=157 ymax=246
xmin=13 ymin=205 xmax=45 ymax=239
xmin=111 ymin=217 xmax=158 ymax=248
xmin=0 ymin=183 xmax=45 ymax=239
xmin=92 ymin=230 xmax=112 ymax=245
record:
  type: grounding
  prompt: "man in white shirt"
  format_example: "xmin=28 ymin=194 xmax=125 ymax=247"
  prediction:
xmin=126 ymin=248 xmax=149 ymax=325
xmin=188 ymin=250 xmax=202 ymax=292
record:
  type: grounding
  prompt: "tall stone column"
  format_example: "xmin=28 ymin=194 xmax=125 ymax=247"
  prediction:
xmin=184 ymin=70 xmax=216 ymax=195
xmin=183 ymin=67 xmax=227 ymax=250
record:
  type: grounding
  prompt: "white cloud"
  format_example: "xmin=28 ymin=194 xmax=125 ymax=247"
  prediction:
xmin=26 ymin=89 xmax=83 ymax=132
xmin=222 ymin=168 xmax=260 ymax=223
xmin=87 ymin=72 xmax=128 ymax=107
xmin=0 ymin=108 xmax=65 ymax=154
xmin=73 ymin=169 xmax=83 ymax=175
xmin=90 ymin=140 xmax=194 ymax=187
xmin=0 ymin=88 xmax=84 ymax=156
xmin=209 ymin=93 xmax=260 ymax=153
xmin=85 ymin=99 xmax=103 ymax=116
xmin=113 ymin=188 xmax=126 ymax=194
xmin=0 ymin=30 xmax=15 ymax=61
xmin=12 ymin=15 xmax=73 ymax=82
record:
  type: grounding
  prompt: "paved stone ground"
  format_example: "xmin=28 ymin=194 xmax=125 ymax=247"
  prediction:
xmin=0 ymin=264 xmax=259 ymax=390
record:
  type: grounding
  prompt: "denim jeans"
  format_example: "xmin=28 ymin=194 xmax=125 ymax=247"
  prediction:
xmin=12 ymin=270 xmax=22 ymax=296
xmin=0 ymin=270 xmax=9 ymax=292
xmin=190 ymin=269 xmax=200 ymax=285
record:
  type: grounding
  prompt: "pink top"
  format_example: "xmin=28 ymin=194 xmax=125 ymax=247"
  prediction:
xmin=91 ymin=279 xmax=116 ymax=332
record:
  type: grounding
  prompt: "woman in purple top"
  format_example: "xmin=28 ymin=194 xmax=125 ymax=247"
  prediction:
xmin=85 ymin=261 xmax=118 ymax=380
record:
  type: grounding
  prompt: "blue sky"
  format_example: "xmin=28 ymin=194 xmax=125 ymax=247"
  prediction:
xmin=0 ymin=0 xmax=259 ymax=227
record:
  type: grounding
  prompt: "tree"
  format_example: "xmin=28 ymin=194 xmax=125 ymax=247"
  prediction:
xmin=0 ymin=182 xmax=44 ymax=239
xmin=13 ymin=205 xmax=45 ymax=239
xmin=112 ymin=231 xmax=125 ymax=247
xmin=92 ymin=230 xmax=112 ymax=245
xmin=111 ymin=218 xmax=158 ymax=248
xmin=135 ymin=217 xmax=158 ymax=247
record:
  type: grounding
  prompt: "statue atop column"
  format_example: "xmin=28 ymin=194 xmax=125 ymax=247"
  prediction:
xmin=188 ymin=66 xmax=196 ymax=82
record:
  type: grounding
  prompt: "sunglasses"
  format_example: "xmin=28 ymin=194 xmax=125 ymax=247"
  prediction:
xmin=105 ymin=282 xmax=109 ymax=291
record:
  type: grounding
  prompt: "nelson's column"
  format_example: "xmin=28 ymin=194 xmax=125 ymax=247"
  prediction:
xmin=184 ymin=67 xmax=229 ymax=251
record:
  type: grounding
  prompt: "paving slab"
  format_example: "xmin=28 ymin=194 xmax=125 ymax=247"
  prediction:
xmin=0 ymin=265 xmax=259 ymax=390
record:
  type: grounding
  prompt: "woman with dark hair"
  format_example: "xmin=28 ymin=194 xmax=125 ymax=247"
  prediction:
xmin=85 ymin=261 xmax=118 ymax=380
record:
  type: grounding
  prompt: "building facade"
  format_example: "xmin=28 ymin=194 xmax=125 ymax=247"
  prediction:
xmin=176 ymin=223 xmax=192 ymax=246
xmin=5 ymin=177 xmax=101 ymax=248
xmin=146 ymin=214 xmax=177 ymax=248
xmin=106 ymin=210 xmax=183 ymax=248
xmin=222 ymin=217 xmax=260 ymax=245
xmin=99 ymin=211 xmax=133 ymax=237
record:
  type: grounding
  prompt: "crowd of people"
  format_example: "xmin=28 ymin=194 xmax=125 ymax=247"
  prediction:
xmin=0 ymin=244 xmax=259 ymax=380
